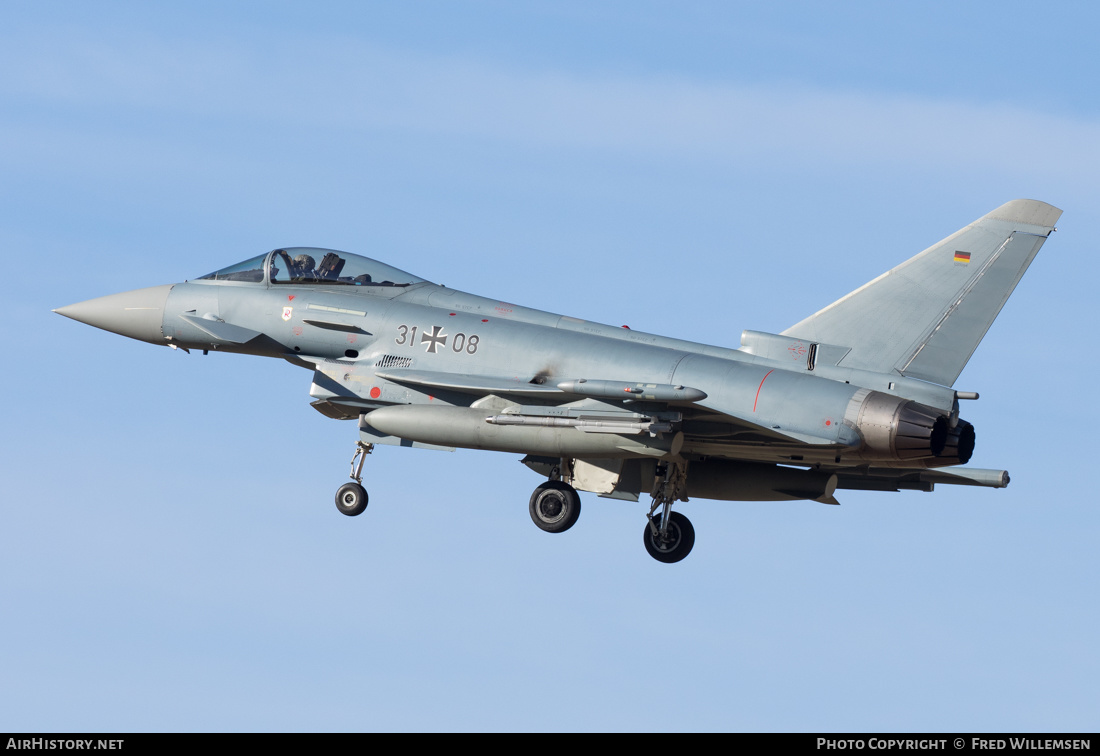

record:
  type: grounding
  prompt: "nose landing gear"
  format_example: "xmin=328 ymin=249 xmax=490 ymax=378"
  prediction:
xmin=335 ymin=441 xmax=373 ymax=517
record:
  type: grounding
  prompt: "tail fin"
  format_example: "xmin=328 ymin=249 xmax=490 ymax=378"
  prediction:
xmin=782 ymin=199 xmax=1061 ymax=386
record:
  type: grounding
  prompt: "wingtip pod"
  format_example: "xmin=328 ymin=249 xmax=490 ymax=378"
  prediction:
xmin=984 ymin=199 xmax=1062 ymax=229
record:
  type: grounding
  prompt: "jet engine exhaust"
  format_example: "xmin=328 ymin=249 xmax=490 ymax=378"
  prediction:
xmin=895 ymin=402 xmax=948 ymax=459
xmin=935 ymin=420 xmax=976 ymax=465
xmin=851 ymin=390 xmax=973 ymax=462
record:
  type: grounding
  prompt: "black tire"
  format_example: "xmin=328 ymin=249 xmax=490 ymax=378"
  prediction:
xmin=335 ymin=482 xmax=368 ymax=516
xmin=643 ymin=511 xmax=695 ymax=563
xmin=529 ymin=481 xmax=581 ymax=533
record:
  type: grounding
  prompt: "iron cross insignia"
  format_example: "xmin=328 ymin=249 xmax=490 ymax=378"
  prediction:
xmin=421 ymin=325 xmax=448 ymax=353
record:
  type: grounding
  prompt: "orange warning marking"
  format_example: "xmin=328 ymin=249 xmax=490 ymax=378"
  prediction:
xmin=753 ymin=370 xmax=774 ymax=413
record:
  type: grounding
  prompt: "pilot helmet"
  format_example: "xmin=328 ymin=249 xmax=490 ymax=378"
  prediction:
xmin=294 ymin=254 xmax=316 ymax=272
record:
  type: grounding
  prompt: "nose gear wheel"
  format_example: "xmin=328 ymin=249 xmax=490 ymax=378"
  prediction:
xmin=336 ymin=482 xmax=368 ymax=516
xmin=334 ymin=441 xmax=373 ymax=517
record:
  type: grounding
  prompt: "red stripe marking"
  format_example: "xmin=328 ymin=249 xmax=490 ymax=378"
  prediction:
xmin=753 ymin=370 xmax=774 ymax=413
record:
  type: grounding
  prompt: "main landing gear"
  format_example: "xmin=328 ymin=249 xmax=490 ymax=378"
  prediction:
xmin=526 ymin=457 xmax=695 ymax=563
xmin=335 ymin=441 xmax=373 ymax=517
xmin=643 ymin=459 xmax=694 ymax=564
xmin=528 ymin=461 xmax=581 ymax=533
xmin=529 ymin=481 xmax=582 ymax=533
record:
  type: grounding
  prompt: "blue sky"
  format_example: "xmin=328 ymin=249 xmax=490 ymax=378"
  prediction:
xmin=2 ymin=1 xmax=1098 ymax=732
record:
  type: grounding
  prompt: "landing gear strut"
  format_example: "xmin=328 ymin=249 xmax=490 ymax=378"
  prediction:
xmin=528 ymin=460 xmax=581 ymax=533
xmin=643 ymin=459 xmax=694 ymax=563
xmin=335 ymin=441 xmax=373 ymax=517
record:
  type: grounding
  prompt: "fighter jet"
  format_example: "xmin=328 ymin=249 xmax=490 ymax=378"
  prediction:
xmin=55 ymin=199 xmax=1060 ymax=563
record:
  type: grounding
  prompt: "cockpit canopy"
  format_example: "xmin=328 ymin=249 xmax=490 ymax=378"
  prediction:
xmin=198 ymin=247 xmax=429 ymax=287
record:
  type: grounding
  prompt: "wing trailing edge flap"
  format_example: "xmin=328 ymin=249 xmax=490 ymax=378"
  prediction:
xmin=782 ymin=199 xmax=1062 ymax=387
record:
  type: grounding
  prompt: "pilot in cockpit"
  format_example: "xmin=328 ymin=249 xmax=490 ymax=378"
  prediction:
xmin=293 ymin=254 xmax=317 ymax=279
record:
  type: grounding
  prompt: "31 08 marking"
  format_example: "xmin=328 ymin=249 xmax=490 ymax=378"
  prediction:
xmin=395 ymin=324 xmax=479 ymax=354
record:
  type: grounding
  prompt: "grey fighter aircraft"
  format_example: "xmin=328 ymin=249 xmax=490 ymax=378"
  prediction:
xmin=55 ymin=199 xmax=1060 ymax=562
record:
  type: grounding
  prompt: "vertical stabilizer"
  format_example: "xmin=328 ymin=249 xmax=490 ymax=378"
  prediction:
xmin=782 ymin=200 xmax=1061 ymax=386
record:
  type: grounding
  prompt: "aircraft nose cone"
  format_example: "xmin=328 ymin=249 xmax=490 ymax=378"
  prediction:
xmin=54 ymin=284 xmax=174 ymax=344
